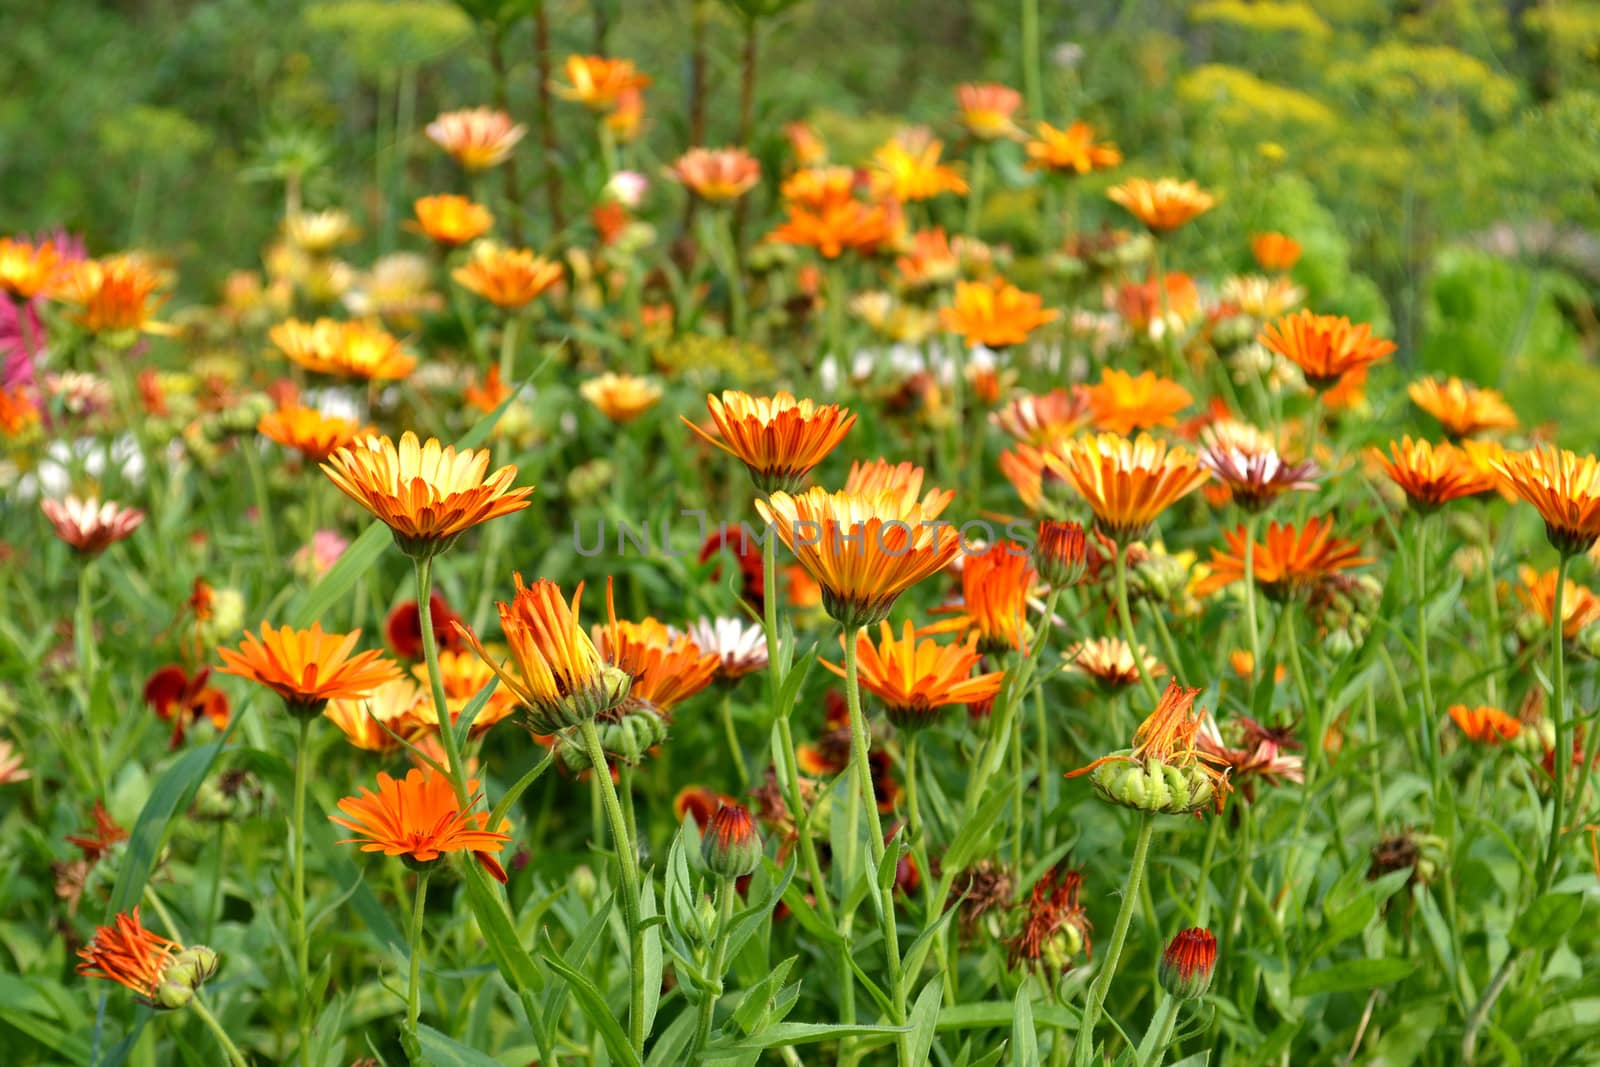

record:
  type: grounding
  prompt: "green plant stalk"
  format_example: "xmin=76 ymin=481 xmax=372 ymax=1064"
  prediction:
xmin=204 ymin=821 xmax=227 ymax=943
xmin=471 ymin=317 xmax=522 ymax=631
xmin=579 ymin=717 xmax=647 ymax=1054
xmin=74 ymin=558 xmax=109 ymax=790
xmin=1298 ymin=394 xmax=1324 ymax=522
xmin=414 ymin=558 xmax=470 ymax=808
xmin=241 ymin=437 xmax=280 ymax=566
xmin=842 ymin=624 xmax=909 ymax=1050
xmin=1075 ymin=813 xmax=1157 ymax=1067
xmin=404 ymin=869 xmax=432 ymax=1063
xmin=1414 ymin=514 xmax=1441 ymax=804
xmin=715 ymin=208 xmax=748 ymax=338
xmin=190 ymin=994 xmax=252 ymax=1067
xmin=1282 ymin=605 xmax=1317 ymax=781
xmin=1478 ymin=508 xmax=1503 ymax=706
xmin=1021 ymin=0 xmax=1043 ymax=115
xmin=1113 ymin=543 xmax=1161 ymax=702
xmin=291 ymin=714 xmax=313 ymax=1063
xmin=1149 ymin=238 xmax=1182 ymax=377
xmin=1537 ymin=552 xmax=1572 ymax=894
xmin=1242 ymin=511 xmax=1261 ymax=700
xmin=825 ymin=261 xmax=848 ymax=384
xmin=1136 ymin=992 xmax=1180 ymax=1067
xmin=965 ymin=145 xmax=988 ymax=237
xmin=720 ymin=693 xmax=749 ymax=787
xmin=691 ymin=876 xmax=739 ymax=1055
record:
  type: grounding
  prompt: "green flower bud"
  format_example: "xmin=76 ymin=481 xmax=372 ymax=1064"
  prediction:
xmin=1089 ymin=755 xmax=1215 ymax=815
xmin=700 ymin=803 xmax=763 ymax=880
xmin=1159 ymin=928 xmax=1217 ymax=1000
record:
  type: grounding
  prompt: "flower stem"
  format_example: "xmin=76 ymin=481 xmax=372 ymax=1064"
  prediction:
xmin=1137 ymin=992 xmax=1180 ymax=1067
xmin=190 ymin=994 xmax=251 ymax=1067
xmin=965 ymin=145 xmax=988 ymax=238
xmin=1478 ymin=508 xmax=1503 ymax=706
xmin=720 ymin=693 xmax=749 ymax=787
xmin=1113 ymin=543 xmax=1161 ymax=702
xmin=1537 ymin=552 xmax=1572 ymax=893
xmin=414 ymin=557 xmax=470 ymax=808
xmin=1076 ymin=813 xmax=1157 ymax=1066
xmin=1414 ymin=514 xmax=1440 ymax=805
xmin=1242 ymin=511 xmax=1261 ymax=700
xmin=291 ymin=714 xmax=313 ymax=1063
xmin=691 ymin=876 xmax=739 ymax=1055
xmin=579 ymin=717 xmax=647 ymax=1054
xmin=404 ymin=869 xmax=432 ymax=1063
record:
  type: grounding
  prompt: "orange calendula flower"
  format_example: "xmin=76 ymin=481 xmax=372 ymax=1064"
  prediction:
xmin=781 ymin=166 xmax=858 ymax=211
xmin=1370 ymin=437 xmax=1498 ymax=510
xmin=464 ymin=364 xmax=512 ymax=414
xmin=1407 ymin=376 xmax=1517 ymax=438
xmin=452 ymin=245 xmax=564 ymax=309
xmin=1087 ymin=368 xmax=1192 ymax=435
xmin=598 ymin=612 xmax=720 ymax=714
xmin=948 ymin=541 xmax=1036 ymax=653
xmin=1249 ymin=233 xmax=1301 ymax=272
xmin=1114 ymin=272 xmax=1200 ymax=335
xmin=957 ymin=82 xmax=1023 ymax=141
xmin=57 ymin=256 xmax=172 ymax=335
xmin=896 ymin=227 xmax=960 ymax=290
xmin=770 ymin=199 xmax=894 ymax=259
xmin=78 ymin=908 xmax=215 ymax=1008
xmin=1448 ymin=705 xmax=1522 ymax=745
xmin=784 ymin=121 xmax=828 ymax=166
xmin=1107 ymin=178 xmax=1214 ymax=232
xmin=1257 ymin=309 xmax=1395 ymax=392
xmin=425 ymin=108 xmax=526 ymax=170
xmin=331 ymin=767 xmax=512 ymax=881
xmin=580 ymin=372 xmax=662 ymax=424
xmin=270 ymin=318 xmax=418 ymax=381
xmin=940 ymin=278 xmax=1059 ymax=349
xmin=870 ymin=133 xmax=967 ymax=202
xmin=0 ymin=237 xmax=62 ymax=299
xmin=218 ymin=622 xmax=402 ymax=716
xmin=41 ymin=495 xmax=144 ymax=555
xmin=682 ymin=390 xmax=856 ymax=495
xmin=667 ymin=147 xmax=761 ymax=203
xmin=554 ymin=54 xmax=651 ymax=111
xmin=755 ymin=487 xmax=961 ymax=629
xmin=322 ymin=431 xmax=534 ymax=557
xmin=1514 ymin=565 xmax=1600 ymax=640
xmin=990 ymin=387 xmax=1094 ymax=445
xmin=1068 ymin=680 xmax=1231 ymax=814
xmin=605 ymin=87 xmax=645 ymax=142
xmin=324 ymin=677 xmax=427 ymax=752
xmin=258 ymin=403 xmax=373 ymax=462
xmin=1492 ymin=445 xmax=1600 ymax=557
xmin=409 ymin=195 xmax=494 ymax=246
xmin=824 ymin=621 xmax=1004 ymax=730
xmin=1063 ymin=636 xmax=1166 ymax=690
xmin=1025 ymin=121 xmax=1122 ymax=175
xmin=456 ymin=575 xmax=618 ymax=733
xmin=1195 ymin=516 xmax=1372 ymax=601
xmin=843 ymin=457 xmax=954 ymax=517
xmin=0 ymin=384 xmax=41 ymax=438
xmin=1047 ymin=433 xmax=1210 ymax=542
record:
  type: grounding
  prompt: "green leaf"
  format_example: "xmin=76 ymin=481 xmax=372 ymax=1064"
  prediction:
xmin=541 ymin=938 xmax=643 ymax=1067
xmin=461 ymin=861 xmax=545 ymax=995
xmin=725 ymin=1021 xmax=911 ymax=1050
xmin=945 ymin=788 xmax=1011 ymax=872
xmin=286 ymin=521 xmax=389 ymax=628
xmin=935 ymin=1000 xmax=1080 ymax=1031
xmin=641 ymin=880 xmax=664 ymax=1040
xmin=730 ymin=956 xmax=798 ymax=1037
xmin=1010 ymin=986 xmax=1040 ymax=1067
xmin=108 ymin=738 xmax=232 ymax=916
xmin=1509 ymin=892 xmax=1583 ymax=950
xmin=644 ymin=1006 xmax=700 ymax=1067
xmin=416 ymin=1024 xmax=505 ymax=1066
xmin=1292 ymin=957 xmax=1416 ymax=997
xmin=907 ymin=979 xmax=943 ymax=1066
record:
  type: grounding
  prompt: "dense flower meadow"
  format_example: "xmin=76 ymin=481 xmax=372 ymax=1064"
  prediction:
xmin=2 ymin=5 xmax=1600 ymax=1066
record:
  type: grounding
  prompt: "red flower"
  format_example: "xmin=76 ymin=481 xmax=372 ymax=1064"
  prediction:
xmin=142 ymin=665 xmax=231 ymax=748
xmin=385 ymin=593 xmax=467 ymax=661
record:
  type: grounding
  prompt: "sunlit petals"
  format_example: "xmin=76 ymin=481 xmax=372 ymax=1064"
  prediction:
xmin=1107 ymin=178 xmax=1214 ymax=231
xmin=1047 ymin=433 xmax=1210 ymax=542
xmin=682 ymin=390 xmax=855 ymax=494
xmin=218 ymin=622 xmax=402 ymax=715
xmin=425 ymin=108 xmax=525 ymax=170
xmin=825 ymin=620 xmax=1004 ymax=729
xmin=1492 ymin=445 xmax=1600 ymax=556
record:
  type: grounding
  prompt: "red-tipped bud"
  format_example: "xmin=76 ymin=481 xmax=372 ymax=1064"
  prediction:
xmin=701 ymin=803 xmax=763 ymax=879
xmin=1159 ymin=927 xmax=1217 ymax=1000
xmin=1034 ymin=520 xmax=1088 ymax=587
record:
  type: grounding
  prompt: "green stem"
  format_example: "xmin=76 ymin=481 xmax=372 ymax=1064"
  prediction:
xmin=74 ymin=559 xmax=109 ymax=790
xmin=204 ymin=821 xmax=227 ymax=943
xmin=241 ymin=441 xmax=279 ymax=566
xmin=414 ymin=558 xmax=470 ymax=808
xmin=720 ymin=693 xmax=749 ymax=787
xmin=1076 ymin=813 xmax=1157 ymax=1067
xmin=715 ymin=208 xmax=748 ymax=338
xmin=190 ymin=995 xmax=251 ymax=1067
xmin=291 ymin=715 xmax=313 ymax=1064
xmin=1537 ymin=553 xmax=1572 ymax=894
xmin=1021 ymin=0 xmax=1043 ymax=116
xmin=579 ymin=718 xmax=647 ymax=1054
xmin=1282 ymin=605 xmax=1316 ymax=779
xmin=691 ymin=877 xmax=739 ymax=1055
xmin=964 ymin=145 xmax=988 ymax=238
xmin=1136 ymin=993 xmax=1180 ymax=1067
xmin=1478 ymin=508 xmax=1503 ymax=706
xmin=1113 ymin=542 xmax=1161 ymax=702
xmin=1149 ymin=238 xmax=1182 ymax=377
xmin=404 ymin=870 xmax=432 ymax=1063
xmin=1242 ymin=511 xmax=1261 ymax=701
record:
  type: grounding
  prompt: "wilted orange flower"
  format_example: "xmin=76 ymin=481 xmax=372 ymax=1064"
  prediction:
xmin=1069 ymin=680 xmax=1231 ymax=814
xmin=784 ymin=121 xmax=827 ymax=166
xmin=1258 ymin=309 xmax=1395 ymax=391
xmin=258 ymin=403 xmax=372 ymax=462
xmin=452 ymin=246 xmax=563 ymax=309
xmin=682 ymin=390 xmax=855 ymax=494
xmin=598 ymin=612 xmax=720 ymax=713
xmin=464 ymin=365 xmax=512 ymax=414
xmin=957 ymin=83 xmax=1023 ymax=140
xmin=331 ymin=767 xmax=511 ymax=881
xmin=605 ymin=87 xmax=645 ymax=142
xmin=1196 ymin=516 xmax=1371 ymax=601
xmin=580 ymin=372 xmax=662 ymax=423
xmin=843 ymin=457 xmax=953 ymax=517
xmin=675 ymin=785 xmax=738 ymax=826
xmin=770 ymin=199 xmax=894 ymax=259
xmin=1370 ymin=437 xmax=1498 ymax=510
xmin=456 ymin=575 xmax=614 ymax=732
xmin=1249 ymin=233 xmax=1301 ymax=272
xmin=322 ymin=431 xmax=534 ymax=556
xmin=77 ymin=908 xmax=188 ymax=1004
xmin=825 ymin=621 xmax=1004 ymax=729
xmin=554 ymin=55 xmax=651 ymax=111
xmin=1008 ymin=864 xmax=1093 ymax=974
xmin=143 ymin=665 xmax=231 ymax=748
xmin=1114 ymin=272 xmax=1200 ymax=334
xmin=870 ymin=133 xmax=967 ymax=202
xmin=218 ymin=622 xmax=402 ymax=715
xmin=425 ymin=108 xmax=525 ymax=170
xmin=1514 ymin=565 xmax=1600 ymax=639
xmin=1064 ymin=637 xmax=1166 ymax=689
xmin=56 ymin=256 xmax=171 ymax=334
xmin=270 ymin=318 xmax=417 ymax=380
xmin=756 ymin=487 xmax=961 ymax=629
xmin=409 ymin=195 xmax=494 ymax=246
xmin=668 ymin=147 xmax=760 ymax=202
xmin=896 ymin=228 xmax=960 ymax=289
xmin=1198 ymin=430 xmax=1320 ymax=512
xmin=781 ymin=166 xmax=858 ymax=210
xmin=0 ymin=238 xmax=62 ymax=299
xmin=1492 ymin=445 xmax=1600 ymax=556
xmin=41 ymin=496 xmax=144 ymax=555
xmin=1047 ymin=433 xmax=1210 ymax=542
xmin=1107 ymin=178 xmax=1214 ymax=232
xmin=948 ymin=541 xmax=1036 ymax=652
xmin=940 ymin=278 xmax=1059 ymax=348
xmin=1407 ymin=376 xmax=1517 ymax=438
xmin=1025 ymin=121 xmax=1122 ymax=175
xmin=990 ymin=387 xmax=1094 ymax=445
xmin=1448 ymin=705 xmax=1521 ymax=745
xmin=1087 ymin=368 xmax=1192 ymax=435
xmin=324 ymin=677 xmax=427 ymax=752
